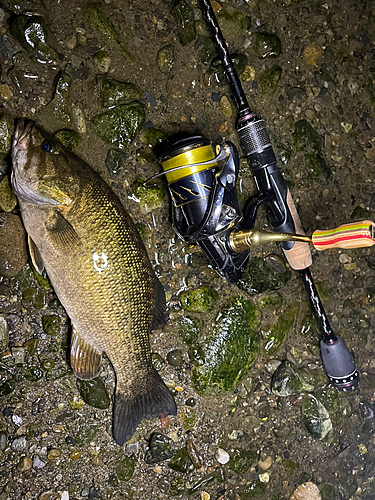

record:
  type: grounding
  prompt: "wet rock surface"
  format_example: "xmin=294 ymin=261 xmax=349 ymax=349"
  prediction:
xmin=0 ymin=0 xmax=374 ymax=499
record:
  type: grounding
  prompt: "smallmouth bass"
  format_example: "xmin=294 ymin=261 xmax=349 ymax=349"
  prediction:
xmin=11 ymin=120 xmax=176 ymax=445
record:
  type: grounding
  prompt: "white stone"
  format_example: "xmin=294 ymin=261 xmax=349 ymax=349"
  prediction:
xmin=215 ymin=447 xmax=230 ymax=465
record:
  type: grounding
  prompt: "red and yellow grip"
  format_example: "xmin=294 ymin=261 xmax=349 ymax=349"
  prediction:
xmin=312 ymin=220 xmax=375 ymax=251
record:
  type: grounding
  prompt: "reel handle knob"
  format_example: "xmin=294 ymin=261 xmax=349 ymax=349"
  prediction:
xmin=312 ymin=220 xmax=375 ymax=250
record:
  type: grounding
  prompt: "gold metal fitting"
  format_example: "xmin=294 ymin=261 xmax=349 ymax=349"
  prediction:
xmin=229 ymin=229 xmax=312 ymax=253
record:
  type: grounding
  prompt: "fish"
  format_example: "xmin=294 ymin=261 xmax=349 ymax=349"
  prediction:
xmin=11 ymin=120 xmax=176 ymax=445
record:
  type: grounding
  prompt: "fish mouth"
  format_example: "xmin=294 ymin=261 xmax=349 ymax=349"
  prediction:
xmin=13 ymin=119 xmax=34 ymax=151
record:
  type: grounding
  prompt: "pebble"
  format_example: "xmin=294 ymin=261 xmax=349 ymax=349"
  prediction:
xmin=33 ymin=455 xmax=46 ymax=469
xmin=11 ymin=435 xmax=28 ymax=452
xmin=0 ymin=84 xmax=12 ymax=101
xmin=0 ymin=214 xmax=28 ymax=278
xmin=215 ymin=447 xmax=230 ymax=464
xmin=0 ymin=315 xmax=9 ymax=351
xmin=290 ymin=482 xmax=321 ymax=500
xmin=339 ymin=253 xmax=351 ymax=264
xmin=17 ymin=456 xmax=33 ymax=471
xmin=303 ymin=43 xmax=323 ymax=66
xmin=259 ymin=472 xmax=270 ymax=483
xmin=69 ymin=450 xmax=81 ymax=460
xmin=47 ymin=448 xmax=62 ymax=460
xmin=12 ymin=347 xmax=25 ymax=364
xmin=258 ymin=456 xmax=272 ymax=470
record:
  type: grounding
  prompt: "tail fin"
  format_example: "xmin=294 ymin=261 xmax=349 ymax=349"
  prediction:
xmin=113 ymin=370 xmax=177 ymax=446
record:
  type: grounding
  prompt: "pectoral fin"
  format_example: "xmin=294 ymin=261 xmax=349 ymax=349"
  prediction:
xmin=70 ymin=327 xmax=102 ymax=380
xmin=28 ymin=235 xmax=44 ymax=274
xmin=46 ymin=210 xmax=81 ymax=251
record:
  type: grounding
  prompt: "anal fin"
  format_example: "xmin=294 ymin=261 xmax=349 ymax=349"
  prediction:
xmin=151 ymin=277 xmax=168 ymax=331
xmin=70 ymin=327 xmax=102 ymax=380
xmin=28 ymin=235 xmax=44 ymax=274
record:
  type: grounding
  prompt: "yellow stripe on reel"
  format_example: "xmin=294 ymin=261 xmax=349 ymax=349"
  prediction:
xmin=161 ymin=144 xmax=217 ymax=184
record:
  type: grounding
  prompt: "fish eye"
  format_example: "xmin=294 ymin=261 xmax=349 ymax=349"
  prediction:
xmin=41 ymin=140 xmax=53 ymax=153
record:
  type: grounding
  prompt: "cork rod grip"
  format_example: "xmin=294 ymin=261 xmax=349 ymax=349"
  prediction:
xmin=282 ymin=190 xmax=312 ymax=270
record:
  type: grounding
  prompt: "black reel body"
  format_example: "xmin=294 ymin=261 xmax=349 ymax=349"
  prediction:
xmin=158 ymin=135 xmax=249 ymax=283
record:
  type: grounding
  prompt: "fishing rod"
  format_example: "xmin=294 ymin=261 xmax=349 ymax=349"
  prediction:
xmin=155 ymin=0 xmax=359 ymax=392
xmin=198 ymin=0 xmax=359 ymax=391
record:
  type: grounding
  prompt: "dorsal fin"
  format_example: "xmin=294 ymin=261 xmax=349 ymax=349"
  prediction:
xmin=70 ymin=327 xmax=102 ymax=380
xmin=28 ymin=235 xmax=44 ymax=274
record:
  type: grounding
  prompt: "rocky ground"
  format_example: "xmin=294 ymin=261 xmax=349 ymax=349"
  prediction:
xmin=0 ymin=0 xmax=374 ymax=499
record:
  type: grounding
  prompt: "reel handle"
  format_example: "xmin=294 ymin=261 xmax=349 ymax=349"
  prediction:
xmin=282 ymin=190 xmax=312 ymax=270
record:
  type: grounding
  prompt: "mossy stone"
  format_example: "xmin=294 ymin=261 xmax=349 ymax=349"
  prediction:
xmin=139 ymin=128 xmax=167 ymax=148
xmin=93 ymin=51 xmax=111 ymax=73
xmin=166 ymin=349 xmax=183 ymax=368
xmin=42 ymin=315 xmax=61 ymax=336
xmin=76 ymin=378 xmax=110 ymax=409
xmin=84 ymin=5 xmax=134 ymax=61
xmin=75 ymin=422 xmax=99 ymax=444
xmin=253 ymin=32 xmax=282 ymax=59
xmin=292 ymin=120 xmax=331 ymax=180
xmin=24 ymin=365 xmax=43 ymax=381
xmin=319 ymin=484 xmax=336 ymax=500
xmin=91 ymin=102 xmax=145 ymax=150
xmin=54 ymin=129 xmax=81 ymax=151
xmin=131 ymin=178 xmax=166 ymax=211
xmin=0 ymin=116 xmax=13 ymax=155
xmin=157 ymin=45 xmax=174 ymax=73
xmin=239 ymin=256 xmax=290 ymax=296
xmin=262 ymin=303 xmax=299 ymax=355
xmin=10 ymin=15 xmax=58 ymax=65
xmin=179 ymin=286 xmax=218 ymax=313
xmin=228 ymin=448 xmax=257 ymax=474
xmin=0 ymin=177 xmax=17 ymax=213
xmin=336 ymin=475 xmax=357 ymax=500
xmin=176 ymin=315 xmax=203 ymax=346
xmin=259 ymin=65 xmax=282 ymax=94
xmin=216 ymin=8 xmax=246 ymax=41
xmin=116 ymin=456 xmax=135 ymax=481
xmin=170 ymin=477 xmax=185 ymax=496
xmin=302 ymin=394 xmax=332 ymax=440
xmin=271 ymin=360 xmax=314 ymax=396
xmin=240 ymin=480 xmax=266 ymax=499
xmin=195 ymin=35 xmax=217 ymax=65
xmin=191 ymin=296 xmax=260 ymax=396
xmin=168 ymin=446 xmax=192 ymax=473
xmin=144 ymin=431 xmax=177 ymax=464
xmin=105 ymin=149 xmax=128 ymax=176
xmin=151 ymin=352 xmax=165 ymax=371
xmin=283 ymin=459 xmax=300 ymax=476
xmin=173 ymin=1 xmax=196 ymax=46
xmin=179 ymin=406 xmax=195 ymax=430
xmin=40 ymin=72 xmax=72 ymax=131
xmin=98 ymin=75 xmax=142 ymax=107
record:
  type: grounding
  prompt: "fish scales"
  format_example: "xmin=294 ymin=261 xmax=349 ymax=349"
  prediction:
xmin=11 ymin=120 xmax=176 ymax=445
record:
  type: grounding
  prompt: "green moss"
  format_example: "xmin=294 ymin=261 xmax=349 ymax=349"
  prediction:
xmin=179 ymin=286 xmax=218 ymax=313
xmin=98 ymin=75 xmax=142 ymax=107
xmin=216 ymin=8 xmax=246 ymax=41
xmin=10 ymin=15 xmax=58 ymax=64
xmin=76 ymin=378 xmax=110 ymax=409
xmin=210 ymin=54 xmax=247 ymax=84
xmin=116 ymin=456 xmax=135 ymax=481
xmin=139 ymin=128 xmax=167 ymax=148
xmin=195 ymin=36 xmax=217 ymax=65
xmin=262 ymin=303 xmax=299 ymax=355
xmin=253 ymin=32 xmax=282 ymax=59
xmin=54 ymin=129 xmax=81 ymax=151
xmin=91 ymin=102 xmax=145 ymax=149
xmin=229 ymin=448 xmax=257 ymax=474
xmin=42 ymin=315 xmax=61 ymax=336
xmin=131 ymin=178 xmax=166 ymax=210
xmin=271 ymin=360 xmax=314 ymax=396
xmin=292 ymin=120 xmax=331 ymax=180
xmin=151 ymin=352 xmax=165 ymax=371
xmin=84 ymin=5 xmax=134 ymax=61
xmin=259 ymin=65 xmax=282 ymax=94
xmin=283 ymin=459 xmax=300 ymax=476
xmin=238 ymin=256 xmax=290 ymax=296
xmin=40 ymin=72 xmax=72 ymax=131
xmin=172 ymin=1 xmax=196 ymax=46
xmin=176 ymin=315 xmax=204 ymax=345
xmin=157 ymin=45 xmax=174 ymax=73
xmin=168 ymin=447 xmax=192 ymax=473
xmin=240 ymin=480 xmax=266 ymax=499
xmin=191 ymin=296 xmax=260 ymax=396
xmin=0 ymin=116 xmax=13 ymax=155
